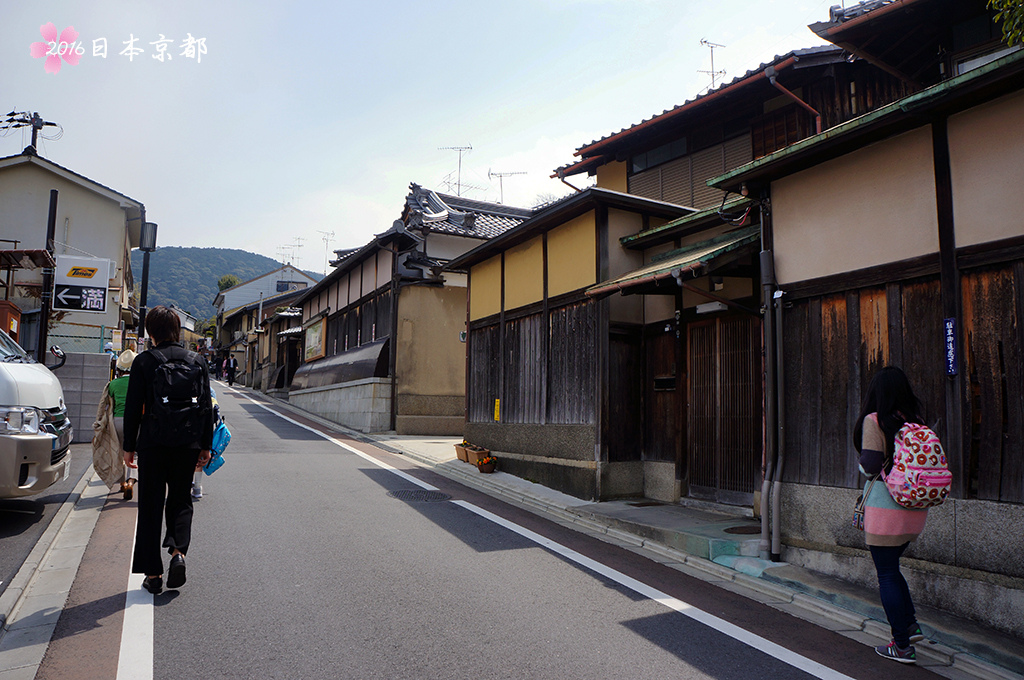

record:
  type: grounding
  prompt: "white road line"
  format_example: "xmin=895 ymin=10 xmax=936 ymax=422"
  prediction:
xmin=117 ymin=526 xmax=153 ymax=680
xmin=227 ymin=389 xmax=855 ymax=680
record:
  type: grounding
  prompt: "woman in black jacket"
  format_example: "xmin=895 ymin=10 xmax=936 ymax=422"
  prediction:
xmin=122 ymin=306 xmax=213 ymax=594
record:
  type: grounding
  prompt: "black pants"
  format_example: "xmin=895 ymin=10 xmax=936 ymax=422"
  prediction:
xmin=132 ymin=446 xmax=201 ymax=576
xmin=226 ymin=368 xmax=235 ymax=385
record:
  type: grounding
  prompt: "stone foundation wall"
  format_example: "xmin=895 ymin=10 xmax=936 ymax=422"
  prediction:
xmin=289 ymin=377 xmax=391 ymax=433
xmin=780 ymin=481 xmax=1024 ymax=637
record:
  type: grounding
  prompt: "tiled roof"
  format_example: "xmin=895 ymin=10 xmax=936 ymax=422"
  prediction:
xmin=824 ymin=0 xmax=899 ymax=24
xmin=404 ymin=183 xmax=531 ymax=240
xmin=555 ymin=46 xmax=841 ymax=176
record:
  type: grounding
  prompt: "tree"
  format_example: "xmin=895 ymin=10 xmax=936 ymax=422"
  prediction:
xmin=217 ymin=274 xmax=240 ymax=291
xmin=990 ymin=0 xmax=1024 ymax=46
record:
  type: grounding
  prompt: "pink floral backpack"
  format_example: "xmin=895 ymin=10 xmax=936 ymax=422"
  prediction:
xmin=881 ymin=423 xmax=952 ymax=508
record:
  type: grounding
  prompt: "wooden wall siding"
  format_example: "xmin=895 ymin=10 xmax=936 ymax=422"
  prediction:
xmin=608 ymin=329 xmax=644 ymax=463
xmin=962 ymin=265 xmax=1024 ymax=503
xmin=687 ymin=316 xmax=761 ymax=495
xmin=468 ymin=323 xmax=500 ymax=423
xmin=645 ymin=328 xmax=683 ymax=463
xmin=719 ymin=316 xmax=761 ymax=493
xmin=782 ymin=278 xmax=953 ymax=491
xmin=688 ymin=321 xmax=717 ymax=489
xmin=503 ymin=313 xmax=545 ymax=424
xmin=324 ymin=290 xmax=393 ymax=357
xmin=752 ymin=106 xmax=813 ymax=159
xmin=547 ymin=300 xmax=597 ymax=425
xmin=627 ymin=135 xmax=752 ymax=210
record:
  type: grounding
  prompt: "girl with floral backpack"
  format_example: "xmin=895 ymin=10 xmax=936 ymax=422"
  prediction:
xmin=852 ymin=366 xmax=931 ymax=664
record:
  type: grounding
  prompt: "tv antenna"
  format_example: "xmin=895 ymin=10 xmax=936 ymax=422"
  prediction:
xmin=487 ymin=169 xmax=526 ymax=204
xmin=1 ymin=111 xmax=63 ymax=151
xmin=438 ymin=144 xmax=472 ymax=196
xmin=317 ymin=230 xmax=335 ymax=276
xmin=277 ymin=236 xmax=304 ymax=266
xmin=698 ymin=39 xmax=727 ymax=92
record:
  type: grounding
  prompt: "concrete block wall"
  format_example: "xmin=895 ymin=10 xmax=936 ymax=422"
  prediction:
xmin=289 ymin=377 xmax=391 ymax=433
xmin=55 ymin=352 xmax=112 ymax=443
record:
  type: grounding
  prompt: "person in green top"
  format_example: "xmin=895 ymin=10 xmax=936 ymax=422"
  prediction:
xmin=92 ymin=349 xmax=138 ymax=499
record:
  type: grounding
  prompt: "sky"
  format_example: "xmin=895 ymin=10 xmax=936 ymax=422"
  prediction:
xmin=1 ymin=0 xmax=833 ymax=274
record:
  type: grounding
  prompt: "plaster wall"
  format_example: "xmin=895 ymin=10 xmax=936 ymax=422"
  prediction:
xmin=1 ymin=164 xmax=131 ymax=334
xmin=771 ymin=127 xmax=939 ymax=285
xmin=469 ymin=255 xmax=501 ymax=321
xmin=948 ymin=89 xmax=1024 ymax=247
xmin=607 ymin=209 xmax=645 ymax=324
xmin=289 ymin=377 xmax=391 ymax=433
xmin=547 ymin=211 xmax=596 ymax=297
xmin=395 ymin=284 xmax=466 ymax=398
xmin=503 ymin=236 xmax=543 ymax=310
xmin=596 ymin=161 xmax=628 ymax=193
xmin=427 ymin=233 xmax=480 ymax=263
xmin=643 ymin=242 xmax=677 ymax=323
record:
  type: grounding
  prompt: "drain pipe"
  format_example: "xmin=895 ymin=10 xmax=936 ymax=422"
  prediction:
xmin=765 ymin=66 xmax=822 ymax=134
xmin=758 ymin=203 xmax=777 ymax=560
xmin=770 ymin=289 xmax=786 ymax=561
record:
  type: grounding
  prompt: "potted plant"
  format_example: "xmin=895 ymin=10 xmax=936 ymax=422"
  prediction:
xmin=454 ymin=439 xmax=469 ymax=462
xmin=476 ymin=456 xmax=497 ymax=473
xmin=466 ymin=445 xmax=491 ymax=464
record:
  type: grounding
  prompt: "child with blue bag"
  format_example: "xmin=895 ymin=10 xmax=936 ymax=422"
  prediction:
xmin=192 ymin=385 xmax=230 ymax=499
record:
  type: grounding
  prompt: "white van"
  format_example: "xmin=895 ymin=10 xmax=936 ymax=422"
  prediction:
xmin=0 ymin=329 xmax=73 ymax=498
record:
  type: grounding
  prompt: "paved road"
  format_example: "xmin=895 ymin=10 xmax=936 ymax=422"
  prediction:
xmin=0 ymin=442 xmax=92 ymax=598
xmin=30 ymin=385 xmax=935 ymax=680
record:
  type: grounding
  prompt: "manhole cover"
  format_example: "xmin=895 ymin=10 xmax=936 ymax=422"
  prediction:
xmin=723 ymin=525 xmax=761 ymax=535
xmin=387 ymin=489 xmax=452 ymax=503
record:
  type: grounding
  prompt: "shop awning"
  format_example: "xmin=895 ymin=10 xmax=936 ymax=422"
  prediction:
xmin=290 ymin=337 xmax=389 ymax=391
xmin=0 ymin=249 xmax=56 ymax=270
xmin=587 ymin=226 xmax=759 ymax=299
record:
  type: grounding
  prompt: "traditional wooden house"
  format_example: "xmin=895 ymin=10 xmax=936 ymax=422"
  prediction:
xmin=290 ymin=184 xmax=530 ymax=434
xmin=711 ymin=0 xmax=1024 ymax=638
xmin=453 ymin=46 xmax=914 ymax=503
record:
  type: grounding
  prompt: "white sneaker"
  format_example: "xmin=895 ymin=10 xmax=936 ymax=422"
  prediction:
xmin=191 ymin=484 xmax=203 ymax=499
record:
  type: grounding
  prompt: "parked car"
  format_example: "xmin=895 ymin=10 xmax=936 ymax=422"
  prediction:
xmin=0 ymin=330 xmax=73 ymax=498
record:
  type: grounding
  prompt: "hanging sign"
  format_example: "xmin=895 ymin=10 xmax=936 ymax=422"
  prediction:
xmin=944 ymin=318 xmax=958 ymax=376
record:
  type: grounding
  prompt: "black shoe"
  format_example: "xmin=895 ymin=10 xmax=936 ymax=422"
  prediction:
xmin=166 ymin=554 xmax=186 ymax=589
xmin=142 ymin=576 xmax=163 ymax=594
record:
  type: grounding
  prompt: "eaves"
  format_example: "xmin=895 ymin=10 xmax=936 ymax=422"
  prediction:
xmin=710 ymin=49 xmax=1024 ymax=195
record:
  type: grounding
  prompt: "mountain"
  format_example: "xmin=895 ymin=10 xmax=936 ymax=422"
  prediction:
xmin=129 ymin=247 xmax=322 ymax=321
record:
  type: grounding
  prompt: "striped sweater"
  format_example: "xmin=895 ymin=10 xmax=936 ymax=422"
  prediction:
xmin=859 ymin=413 xmax=928 ymax=546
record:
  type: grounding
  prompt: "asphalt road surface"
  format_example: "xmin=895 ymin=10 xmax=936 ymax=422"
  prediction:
xmin=28 ymin=385 xmax=935 ymax=680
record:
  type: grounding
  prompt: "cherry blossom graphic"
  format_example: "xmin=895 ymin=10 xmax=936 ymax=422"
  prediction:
xmin=29 ymin=23 xmax=81 ymax=74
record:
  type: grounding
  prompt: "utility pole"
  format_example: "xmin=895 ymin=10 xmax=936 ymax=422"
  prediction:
xmin=438 ymin=145 xmax=472 ymax=196
xmin=1 ymin=111 xmax=61 ymax=152
xmin=36 ymin=190 xmax=58 ymax=360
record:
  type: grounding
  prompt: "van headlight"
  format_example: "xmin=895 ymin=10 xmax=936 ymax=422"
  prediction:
xmin=2 ymin=407 xmax=41 ymax=434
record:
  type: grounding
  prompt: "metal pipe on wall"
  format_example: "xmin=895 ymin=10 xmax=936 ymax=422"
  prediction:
xmin=758 ymin=239 xmax=777 ymax=560
xmin=771 ymin=289 xmax=786 ymax=560
xmin=36 ymin=189 xmax=58 ymax=361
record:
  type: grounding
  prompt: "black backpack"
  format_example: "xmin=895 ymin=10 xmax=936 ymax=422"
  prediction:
xmin=149 ymin=348 xmax=208 ymax=447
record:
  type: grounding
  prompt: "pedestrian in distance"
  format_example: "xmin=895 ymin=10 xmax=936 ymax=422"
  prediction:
xmin=91 ymin=349 xmax=138 ymax=500
xmin=852 ymin=366 xmax=929 ymax=664
xmin=122 ymin=306 xmax=214 ymax=595
xmin=225 ymin=353 xmax=238 ymax=386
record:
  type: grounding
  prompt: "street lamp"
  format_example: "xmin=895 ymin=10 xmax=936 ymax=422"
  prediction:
xmin=138 ymin=221 xmax=158 ymax=345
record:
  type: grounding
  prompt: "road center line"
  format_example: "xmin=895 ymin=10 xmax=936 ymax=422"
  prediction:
xmin=234 ymin=389 xmax=854 ymax=680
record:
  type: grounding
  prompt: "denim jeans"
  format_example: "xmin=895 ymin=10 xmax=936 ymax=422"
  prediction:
xmin=869 ymin=542 xmax=917 ymax=648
